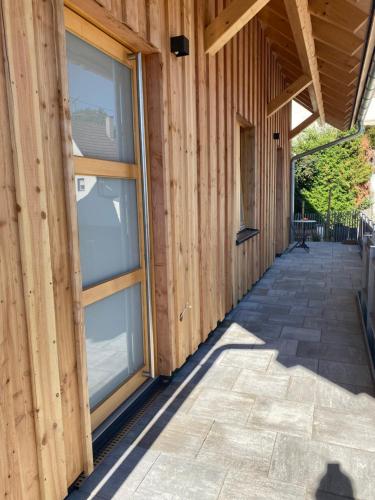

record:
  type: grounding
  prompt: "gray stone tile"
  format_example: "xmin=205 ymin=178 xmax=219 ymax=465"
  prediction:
xmin=268 ymin=354 xmax=318 ymax=378
xmin=188 ymin=387 xmax=254 ymax=424
xmin=253 ymin=338 xmax=298 ymax=356
xmin=218 ymin=349 xmax=272 ymax=371
xmin=313 ymin=407 xmax=375 ymax=452
xmin=232 ymin=369 xmax=290 ymax=399
xmin=197 ymin=363 xmax=242 ymax=390
xmin=280 ymin=326 xmax=321 ymax=342
xmin=320 ymin=329 xmax=365 ymax=349
xmin=197 ymin=421 xmax=276 ymax=473
xmin=248 ymin=397 xmax=314 ymax=438
xmin=290 ymin=305 xmax=323 ymax=317
xmin=297 ymin=341 xmax=368 ymax=365
xmin=269 ymin=434 xmax=375 ymax=499
xmin=133 ymin=454 xmax=226 ymax=499
xmin=287 ymin=376 xmax=317 ymax=403
xmin=268 ymin=314 xmax=305 ymax=327
xmin=315 ymin=379 xmax=375 ymax=414
xmin=219 ymin=469 xmax=306 ymax=499
xmin=79 ymin=448 xmax=160 ymax=499
xmin=318 ymin=359 xmax=373 ymax=388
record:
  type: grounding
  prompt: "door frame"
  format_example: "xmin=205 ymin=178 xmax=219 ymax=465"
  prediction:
xmin=65 ymin=7 xmax=155 ymax=431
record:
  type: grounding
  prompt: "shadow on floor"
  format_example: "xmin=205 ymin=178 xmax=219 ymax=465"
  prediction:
xmin=69 ymin=245 xmax=374 ymax=499
xmin=315 ymin=463 xmax=354 ymax=499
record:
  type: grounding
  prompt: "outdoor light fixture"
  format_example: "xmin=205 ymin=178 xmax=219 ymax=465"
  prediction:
xmin=170 ymin=36 xmax=189 ymax=57
xmin=273 ymin=132 xmax=280 ymax=140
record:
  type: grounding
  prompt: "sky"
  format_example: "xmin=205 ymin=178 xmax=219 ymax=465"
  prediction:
xmin=292 ymin=98 xmax=375 ymax=129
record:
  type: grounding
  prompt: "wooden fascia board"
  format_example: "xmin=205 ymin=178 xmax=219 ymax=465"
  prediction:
xmin=284 ymin=0 xmax=325 ymax=124
xmin=289 ymin=112 xmax=319 ymax=139
xmin=204 ymin=0 xmax=271 ymax=55
xmin=267 ymin=74 xmax=312 ymax=117
xmin=64 ymin=0 xmax=159 ymax=54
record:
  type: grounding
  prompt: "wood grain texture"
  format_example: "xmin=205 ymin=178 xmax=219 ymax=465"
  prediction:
xmin=0 ymin=0 xmax=296 ymax=496
xmin=1 ymin=1 xmax=67 ymax=497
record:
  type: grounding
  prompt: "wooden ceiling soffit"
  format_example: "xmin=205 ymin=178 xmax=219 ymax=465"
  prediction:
xmin=267 ymin=0 xmax=288 ymax=18
xmin=258 ymin=7 xmax=294 ymax=39
xmin=320 ymin=76 xmax=356 ymax=96
xmin=267 ymin=74 xmax=312 ymax=117
xmin=264 ymin=26 xmax=297 ymax=55
xmin=289 ymin=111 xmax=319 ymax=139
xmin=322 ymin=95 xmax=352 ymax=112
xmin=311 ymin=16 xmax=364 ymax=57
xmin=270 ymin=44 xmax=302 ymax=70
xmin=278 ymin=59 xmax=303 ymax=79
xmin=315 ymin=40 xmax=361 ymax=74
xmin=309 ymin=0 xmax=368 ymax=34
xmin=318 ymin=60 xmax=358 ymax=87
xmin=204 ymin=0 xmax=271 ymax=55
xmin=284 ymin=0 xmax=325 ymax=123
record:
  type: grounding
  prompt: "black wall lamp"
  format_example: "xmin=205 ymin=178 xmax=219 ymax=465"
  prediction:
xmin=273 ymin=132 xmax=280 ymax=140
xmin=170 ymin=35 xmax=190 ymax=57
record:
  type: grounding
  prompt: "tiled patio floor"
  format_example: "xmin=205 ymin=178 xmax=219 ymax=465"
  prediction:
xmin=70 ymin=243 xmax=375 ymax=500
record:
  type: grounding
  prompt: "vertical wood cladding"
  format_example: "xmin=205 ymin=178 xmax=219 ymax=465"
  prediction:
xmin=0 ymin=1 xmax=291 ymax=497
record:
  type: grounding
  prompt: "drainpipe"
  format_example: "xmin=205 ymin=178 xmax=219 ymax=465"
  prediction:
xmin=289 ymin=52 xmax=375 ymax=242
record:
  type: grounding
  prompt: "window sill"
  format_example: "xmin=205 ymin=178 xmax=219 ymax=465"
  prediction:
xmin=236 ymin=227 xmax=260 ymax=245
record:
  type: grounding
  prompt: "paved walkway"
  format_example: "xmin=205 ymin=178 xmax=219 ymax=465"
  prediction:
xmin=71 ymin=243 xmax=375 ymax=500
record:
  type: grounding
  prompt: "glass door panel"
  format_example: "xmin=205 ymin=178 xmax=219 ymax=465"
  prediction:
xmin=85 ymin=283 xmax=144 ymax=409
xmin=76 ymin=176 xmax=140 ymax=288
xmin=66 ymin=32 xmax=135 ymax=163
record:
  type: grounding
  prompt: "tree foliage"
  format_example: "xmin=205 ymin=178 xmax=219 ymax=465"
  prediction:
xmin=293 ymin=125 xmax=373 ymax=214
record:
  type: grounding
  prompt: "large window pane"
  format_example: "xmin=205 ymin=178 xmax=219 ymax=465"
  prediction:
xmin=66 ymin=32 xmax=135 ymax=163
xmin=85 ymin=284 xmax=144 ymax=408
xmin=76 ymin=176 xmax=140 ymax=288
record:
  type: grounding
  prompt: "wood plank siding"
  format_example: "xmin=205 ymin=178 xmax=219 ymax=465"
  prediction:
xmin=0 ymin=0 xmax=294 ymax=497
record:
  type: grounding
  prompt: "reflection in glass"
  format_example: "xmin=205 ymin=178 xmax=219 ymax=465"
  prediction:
xmin=85 ymin=284 xmax=144 ymax=408
xmin=66 ymin=32 xmax=135 ymax=163
xmin=76 ymin=176 xmax=140 ymax=288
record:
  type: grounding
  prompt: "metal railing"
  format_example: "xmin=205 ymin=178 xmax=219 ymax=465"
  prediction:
xmin=293 ymin=210 xmax=374 ymax=243
xmin=359 ymin=232 xmax=375 ymax=373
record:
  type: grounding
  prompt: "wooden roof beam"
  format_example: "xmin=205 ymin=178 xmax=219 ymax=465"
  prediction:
xmin=267 ymin=74 xmax=312 ymax=117
xmin=309 ymin=0 xmax=368 ymax=34
xmin=289 ymin=111 xmax=319 ymax=139
xmin=205 ymin=0 xmax=271 ymax=55
xmin=284 ymin=0 xmax=325 ymax=124
xmin=311 ymin=16 xmax=363 ymax=57
xmin=318 ymin=59 xmax=357 ymax=87
xmin=315 ymin=40 xmax=361 ymax=74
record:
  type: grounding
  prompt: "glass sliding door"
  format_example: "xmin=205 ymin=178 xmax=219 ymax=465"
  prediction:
xmin=65 ymin=9 xmax=150 ymax=430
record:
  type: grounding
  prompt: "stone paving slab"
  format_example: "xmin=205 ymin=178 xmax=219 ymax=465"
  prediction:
xmin=70 ymin=243 xmax=375 ymax=500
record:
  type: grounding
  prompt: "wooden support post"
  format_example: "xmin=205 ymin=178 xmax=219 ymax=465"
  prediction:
xmin=204 ymin=0 xmax=271 ymax=55
xmin=267 ymin=74 xmax=312 ymax=118
xmin=0 ymin=1 xmax=67 ymax=498
xmin=289 ymin=112 xmax=319 ymax=139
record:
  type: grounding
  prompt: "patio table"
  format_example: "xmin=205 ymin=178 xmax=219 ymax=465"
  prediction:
xmin=290 ymin=219 xmax=317 ymax=252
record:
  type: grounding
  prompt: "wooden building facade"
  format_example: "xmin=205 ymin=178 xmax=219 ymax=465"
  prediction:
xmin=0 ymin=0 xmax=373 ymax=498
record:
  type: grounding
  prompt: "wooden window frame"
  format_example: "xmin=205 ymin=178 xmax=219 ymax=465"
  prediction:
xmin=236 ymin=114 xmax=259 ymax=245
xmin=65 ymin=7 xmax=150 ymax=431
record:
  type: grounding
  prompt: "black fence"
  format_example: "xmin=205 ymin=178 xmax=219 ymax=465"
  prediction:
xmin=293 ymin=211 xmax=374 ymax=243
